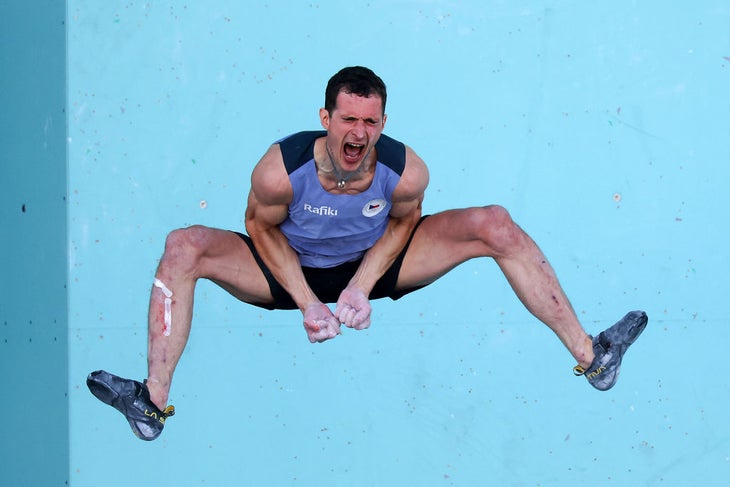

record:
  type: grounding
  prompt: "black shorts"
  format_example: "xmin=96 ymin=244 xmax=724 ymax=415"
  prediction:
xmin=235 ymin=216 xmax=428 ymax=310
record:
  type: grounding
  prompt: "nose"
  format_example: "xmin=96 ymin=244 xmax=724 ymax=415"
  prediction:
xmin=351 ymin=119 xmax=366 ymax=137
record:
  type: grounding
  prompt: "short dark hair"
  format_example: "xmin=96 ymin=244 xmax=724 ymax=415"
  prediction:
xmin=324 ymin=66 xmax=387 ymax=115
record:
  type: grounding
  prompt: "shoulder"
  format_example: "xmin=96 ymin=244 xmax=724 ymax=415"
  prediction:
xmin=393 ymin=145 xmax=429 ymax=202
xmin=248 ymin=131 xmax=325 ymax=206
xmin=250 ymin=143 xmax=292 ymax=206
xmin=278 ymin=130 xmax=326 ymax=174
xmin=374 ymin=135 xmax=428 ymax=195
xmin=386 ymin=145 xmax=428 ymax=218
xmin=374 ymin=134 xmax=407 ymax=175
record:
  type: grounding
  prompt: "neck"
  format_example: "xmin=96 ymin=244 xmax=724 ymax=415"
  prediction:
xmin=325 ymin=143 xmax=358 ymax=189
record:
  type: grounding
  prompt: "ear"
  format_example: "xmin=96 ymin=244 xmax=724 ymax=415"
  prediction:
xmin=319 ymin=108 xmax=330 ymax=129
xmin=382 ymin=113 xmax=387 ymax=128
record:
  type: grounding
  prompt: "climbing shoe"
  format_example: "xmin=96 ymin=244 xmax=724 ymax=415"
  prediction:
xmin=573 ymin=310 xmax=648 ymax=391
xmin=87 ymin=370 xmax=174 ymax=441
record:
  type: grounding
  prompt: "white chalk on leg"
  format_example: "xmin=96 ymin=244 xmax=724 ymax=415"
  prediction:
xmin=154 ymin=278 xmax=174 ymax=336
xmin=154 ymin=278 xmax=173 ymax=298
xmin=163 ymin=297 xmax=172 ymax=336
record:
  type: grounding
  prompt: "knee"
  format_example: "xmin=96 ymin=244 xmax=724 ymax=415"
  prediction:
xmin=160 ymin=225 xmax=211 ymax=272
xmin=472 ymin=205 xmax=525 ymax=254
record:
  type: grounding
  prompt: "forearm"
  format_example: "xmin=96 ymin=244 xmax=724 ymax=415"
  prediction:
xmin=246 ymin=220 xmax=318 ymax=311
xmin=348 ymin=209 xmax=422 ymax=295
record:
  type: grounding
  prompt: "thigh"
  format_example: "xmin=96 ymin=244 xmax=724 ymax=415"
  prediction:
xmin=191 ymin=227 xmax=275 ymax=307
xmin=394 ymin=208 xmax=494 ymax=291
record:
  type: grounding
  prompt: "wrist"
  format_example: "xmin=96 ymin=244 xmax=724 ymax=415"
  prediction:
xmin=345 ymin=280 xmax=372 ymax=298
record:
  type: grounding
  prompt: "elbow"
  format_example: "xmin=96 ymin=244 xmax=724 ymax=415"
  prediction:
xmin=244 ymin=209 xmax=261 ymax=239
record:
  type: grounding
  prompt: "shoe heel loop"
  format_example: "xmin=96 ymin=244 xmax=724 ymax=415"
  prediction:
xmin=162 ymin=405 xmax=175 ymax=418
xmin=573 ymin=365 xmax=586 ymax=376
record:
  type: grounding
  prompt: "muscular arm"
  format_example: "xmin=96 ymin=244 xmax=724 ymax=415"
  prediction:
xmin=335 ymin=146 xmax=430 ymax=328
xmin=245 ymin=144 xmax=341 ymax=342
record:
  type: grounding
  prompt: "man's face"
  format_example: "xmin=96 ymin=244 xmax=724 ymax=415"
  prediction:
xmin=319 ymin=91 xmax=387 ymax=171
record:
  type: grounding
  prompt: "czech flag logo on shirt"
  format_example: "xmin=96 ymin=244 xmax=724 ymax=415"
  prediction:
xmin=362 ymin=199 xmax=388 ymax=217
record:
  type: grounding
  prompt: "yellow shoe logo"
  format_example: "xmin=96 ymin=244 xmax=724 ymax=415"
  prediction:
xmin=586 ymin=365 xmax=606 ymax=380
xmin=144 ymin=408 xmax=167 ymax=425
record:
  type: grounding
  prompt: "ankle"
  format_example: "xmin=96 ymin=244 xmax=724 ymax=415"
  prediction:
xmin=575 ymin=335 xmax=595 ymax=369
xmin=145 ymin=377 xmax=169 ymax=410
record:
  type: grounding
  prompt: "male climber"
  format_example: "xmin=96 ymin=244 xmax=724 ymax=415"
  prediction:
xmin=87 ymin=66 xmax=648 ymax=440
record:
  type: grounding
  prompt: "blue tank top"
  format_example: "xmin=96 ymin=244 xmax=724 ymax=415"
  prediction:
xmin=277 ymin=131 xmax=406 ymax=268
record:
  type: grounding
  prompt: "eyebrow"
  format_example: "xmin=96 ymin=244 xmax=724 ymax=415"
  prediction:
xmin=342 ymin=115 xmax=381 ymax=123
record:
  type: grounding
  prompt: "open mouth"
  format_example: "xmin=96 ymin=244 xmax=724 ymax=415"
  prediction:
xmin=343 ymin=142 xmax=365 ymax=163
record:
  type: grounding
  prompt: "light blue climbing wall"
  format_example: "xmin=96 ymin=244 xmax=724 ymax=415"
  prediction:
xmin=4 ymin=1 xmax=730 ymax=485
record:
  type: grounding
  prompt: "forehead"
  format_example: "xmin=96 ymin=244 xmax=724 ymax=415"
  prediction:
xmin=333 ymin=91 xmax=384 ymax=118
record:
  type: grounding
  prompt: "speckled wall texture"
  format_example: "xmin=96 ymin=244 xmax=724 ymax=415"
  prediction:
xmin=4 ymin=1 xmax=730 ymax=485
